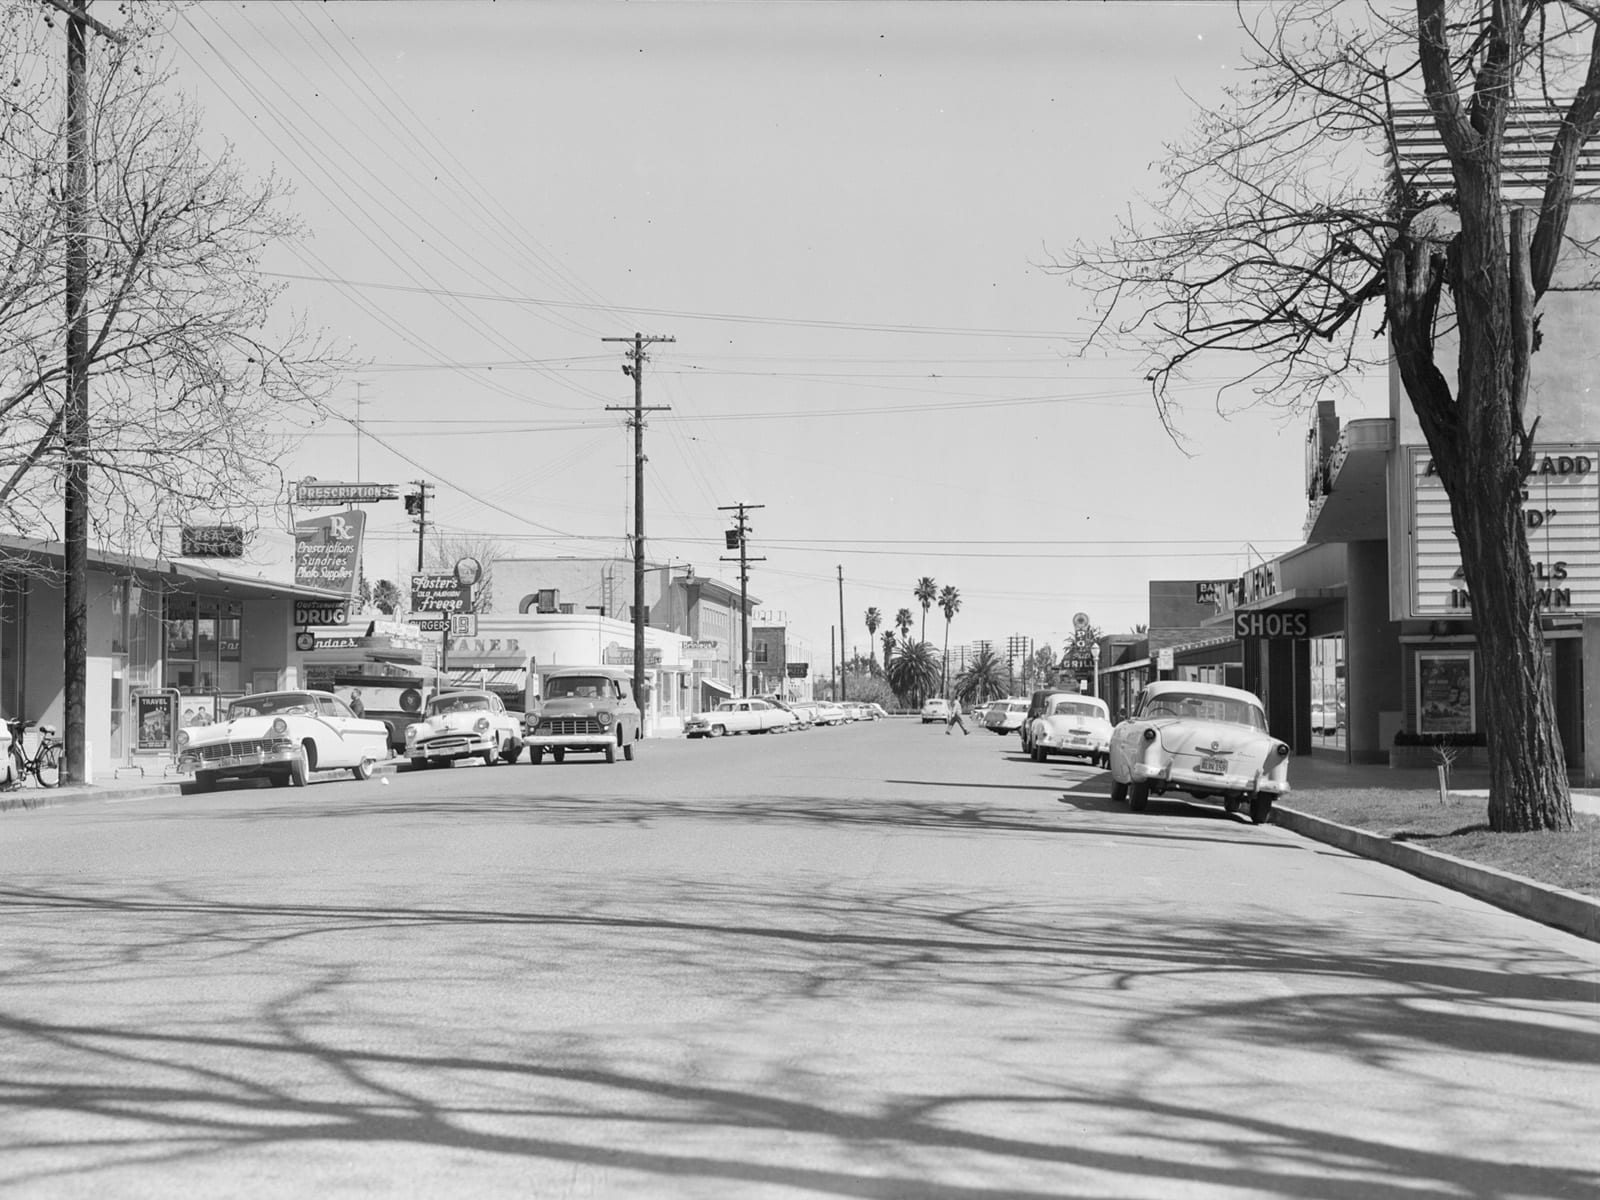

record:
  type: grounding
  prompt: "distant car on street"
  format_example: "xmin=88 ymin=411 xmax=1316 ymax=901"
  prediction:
xmin=920 ymin=698 xmax=951 ymax=724
xmin=1027 ymin=694 xmax=1113 ymax=765
xmin=1107 ymin=681 xmax=1290 ymax=825
xmin=1018 ymin=688 xmax=1075 ymax=756
xmin=684 ymin=698 xmax=794 ymax=738
xmin=983 ymin=699 xmax=1029 ymax=735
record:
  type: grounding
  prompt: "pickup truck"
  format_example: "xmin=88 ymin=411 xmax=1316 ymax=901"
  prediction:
xmin=684 ymin=698 xmax=795 ymax=738
xmin=523 ymin=665 xmax=642 ymax=764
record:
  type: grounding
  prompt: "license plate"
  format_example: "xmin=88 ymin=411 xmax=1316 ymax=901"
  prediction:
xmin=1197 ymin=756 xmax=1227 ymax=775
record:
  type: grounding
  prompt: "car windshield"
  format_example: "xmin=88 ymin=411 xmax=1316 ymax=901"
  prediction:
xmin=1143 ymin=691 xmax=1267 ymax=730
xmin=228 ymin=694 xmax=316 ymax=719
xmin=1052 ymin=700 xmax=1104 ymax=719
xmin=545 ymin=677 xmax=615 ymax=700
xmin=427 ymin=694 xmax=492 ymax=715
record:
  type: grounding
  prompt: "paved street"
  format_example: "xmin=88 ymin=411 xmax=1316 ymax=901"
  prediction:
xmin=3 ymin=721 xmax=1598 ymax=1199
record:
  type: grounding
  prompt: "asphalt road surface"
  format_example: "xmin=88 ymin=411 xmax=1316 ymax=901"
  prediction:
xmin=3 ymin=720 xmax=1597 ymax=1199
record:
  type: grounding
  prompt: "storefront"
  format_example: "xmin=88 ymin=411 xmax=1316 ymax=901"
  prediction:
xmin=0 ymin=535 xmax=344 ymax=778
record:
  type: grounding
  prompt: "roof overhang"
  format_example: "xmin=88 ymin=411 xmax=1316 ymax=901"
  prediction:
xmin=0 ymin=534 xmax=344 ymax=601
xmin=701 ymin=677 xmax=734 ymax=695
xmin=1303 ymin=418 xmax=1393 ymax=543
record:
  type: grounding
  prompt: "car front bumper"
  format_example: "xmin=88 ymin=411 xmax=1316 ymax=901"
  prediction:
xmin=529 ymin=732 xmax=614 ymax=751
xmin=178 ymin=740 xmax=296 ymax=776
xmin=409 ymin=734 xmax=494 ymax=761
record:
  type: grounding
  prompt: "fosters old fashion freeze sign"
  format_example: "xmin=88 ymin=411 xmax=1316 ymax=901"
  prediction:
xmin=1409 ymin=445 xmax=1600 ymax=616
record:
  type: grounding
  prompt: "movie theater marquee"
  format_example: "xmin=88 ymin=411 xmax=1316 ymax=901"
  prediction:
xmin=1409 ymin=444 xmax=1600 ymax=617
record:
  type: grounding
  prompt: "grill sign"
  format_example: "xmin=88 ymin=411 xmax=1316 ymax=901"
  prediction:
xmin=1233 ymin=609 xmax=1309 ymax=640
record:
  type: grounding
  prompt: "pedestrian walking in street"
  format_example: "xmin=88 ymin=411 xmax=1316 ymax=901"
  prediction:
xmin=946 ymin=697 xmax=968 ymax=735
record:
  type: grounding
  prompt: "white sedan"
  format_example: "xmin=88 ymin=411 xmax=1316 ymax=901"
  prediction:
xmin=405 ymin=689 xmax=524 ymax=768
xmin=1028 ymin=694 xmax=1113 ymax=765
xmin=176 ymin=690 xmax=390 ymax=790
xmin=1107 ymin=680 xmax=1290 ymax=825
xmin=684 ymin=698 xmax=795 ymax=738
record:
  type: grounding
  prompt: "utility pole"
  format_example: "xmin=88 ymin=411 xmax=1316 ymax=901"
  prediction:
xmin=51 ymin=0 xmax=124 ymax=785
xmin=405 ymin=480 xmax=433 ymax=571
xmin=604 ymin=333 xmax=674 ymax=710
xmin=718 ymin=502 xmax=764 ymax=697
xmin=837 ymin=565 xmax=847 ymax=702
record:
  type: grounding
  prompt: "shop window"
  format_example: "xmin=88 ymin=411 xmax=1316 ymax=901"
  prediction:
xmin=165 ymin=595 xmax=244 ymax=696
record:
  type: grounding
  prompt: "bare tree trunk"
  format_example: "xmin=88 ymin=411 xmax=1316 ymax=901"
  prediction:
xmin=1388 ymin=131 xmax=1573 ymax=832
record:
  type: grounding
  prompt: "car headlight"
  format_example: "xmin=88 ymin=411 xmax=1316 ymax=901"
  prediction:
xmin=176 ymin=729 xmax=190 ymax=749
xmin=474 ymin=717 xmax=490 ymax=733
xmin=405 ymin=725 xmax=419 ymax=743
xmin=596 ymin=710 xmax=614 ymax=728
xmin=271 ymin=717 xmax=289 ymax=736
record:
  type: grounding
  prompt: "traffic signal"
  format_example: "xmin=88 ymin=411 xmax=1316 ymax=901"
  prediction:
xmin=404 ymin=492 xmax=424 ymax=516
xmin=724 ymin=528 xmax=741 ymax=550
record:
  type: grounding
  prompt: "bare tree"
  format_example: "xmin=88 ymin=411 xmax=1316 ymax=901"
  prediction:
xmin=0 ymin=4 xmax=344 ymax=567
xmin=426 ymin=534 xmax=508 ymax=614
xmin=1050 ymin=0 xmax=1600 ymax=832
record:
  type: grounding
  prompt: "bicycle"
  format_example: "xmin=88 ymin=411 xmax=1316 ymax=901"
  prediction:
xmin=5 ymin=719 xmax=61 ymax=790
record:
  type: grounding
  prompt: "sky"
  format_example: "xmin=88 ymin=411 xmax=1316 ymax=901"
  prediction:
xmin=151 ymin=0 xmax=1389 ymax=665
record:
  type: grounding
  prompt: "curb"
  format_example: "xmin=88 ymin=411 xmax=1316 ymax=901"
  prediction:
xmin=2 ymin=760 xmax=406 ymax=812
xmin=1275 ymin=805 xmax=1600 ymax=944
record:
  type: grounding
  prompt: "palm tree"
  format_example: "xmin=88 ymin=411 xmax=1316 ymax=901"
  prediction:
xmin=952 ymin=644 xmax=1008 ymax=707
xmin=864 ymin=607 xmax=882 ymax=673
xmin=881 ymin=629 xmax=896 ymax=676
xmin=937 ymin=585 xmax=961 ymax=694
xmin=913 ymin=577 xmax=937 ymax=643
xmin=894 ymin=607 xmax=914 ymax=642
xmin=884 ymin=637 xmax=941 ymax=707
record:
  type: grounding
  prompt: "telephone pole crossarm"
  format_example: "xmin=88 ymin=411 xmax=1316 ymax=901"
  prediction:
xmin=604 ymin=333 xmax=675 ymax=715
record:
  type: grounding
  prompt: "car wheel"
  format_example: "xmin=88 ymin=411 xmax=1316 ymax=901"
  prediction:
xmin=500 ymin=740 xmax=523 ymax=764
xmin=1127 ymin=780 xmax=1149 ymax=812
xmin=481 ymin=747 xmax=497 ymax=767
xmin=529 ymin=748 xmax=544 ymax=765
xmin=1223 ymin=797 xmax=1241 ymax=815
xmin=193 ymin=770 xmax=217 ymax=793
xmin=350 ymin=756 xmax=376 ymax=782
xmin=1110 ymin=778 xmax=1127 ymax=804
xmin=711 ymin=725 xmax=726 ymax=738
xmin=288 ymin=747 xmax=309 ymax=788
xmin=552 ymin=748 xmax=566 ymax=764
xmin=605 ymin=742 xmax=617 ymax=764
xmin=623 ymin=740 xmax=636 ymax=761
xmin=1249 ymin=793 xmax=1274 ymax=825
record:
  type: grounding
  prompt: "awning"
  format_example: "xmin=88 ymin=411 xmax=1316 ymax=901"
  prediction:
xmin=448 ymin=667 xmax=525 ymax=691
xmin=702 ymin=677 xmax=733 ymax=696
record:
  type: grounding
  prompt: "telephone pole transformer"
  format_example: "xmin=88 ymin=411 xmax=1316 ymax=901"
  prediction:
xmin=719 ymin=502 xmax=764 ymax=697
xmin=604 ymin=333 xmax=674 ymax=711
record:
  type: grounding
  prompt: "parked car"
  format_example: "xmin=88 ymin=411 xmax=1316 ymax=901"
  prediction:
xmin=983 ymin=699 xmax=1029 ymax=735
xmin=1106 ymin=681 xmax=1290 ymax=824
xmin=524 ymin=666 xmax=642 ymax=764
xmin=177 ymin=689 xmax=390 ymax=790
xmin=1018 ymin=688 xmax=1074 ymax=756
xmin=406 ymin=689 xmax=524 ymax=768
xmin=920 ymin=698 xmax=951 ymax=724
xmin=685 ymin=697 xmax=795 ymax=738
xmin=813 ymin=702 xmax=847 ymax=726
xmin=778 ymin=700 xmax=815 ymax=728
xmin=1028 ymin=694 xmax=1113 ymax=765
xmin=863 ymin=702 xmax=889 ymax=720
